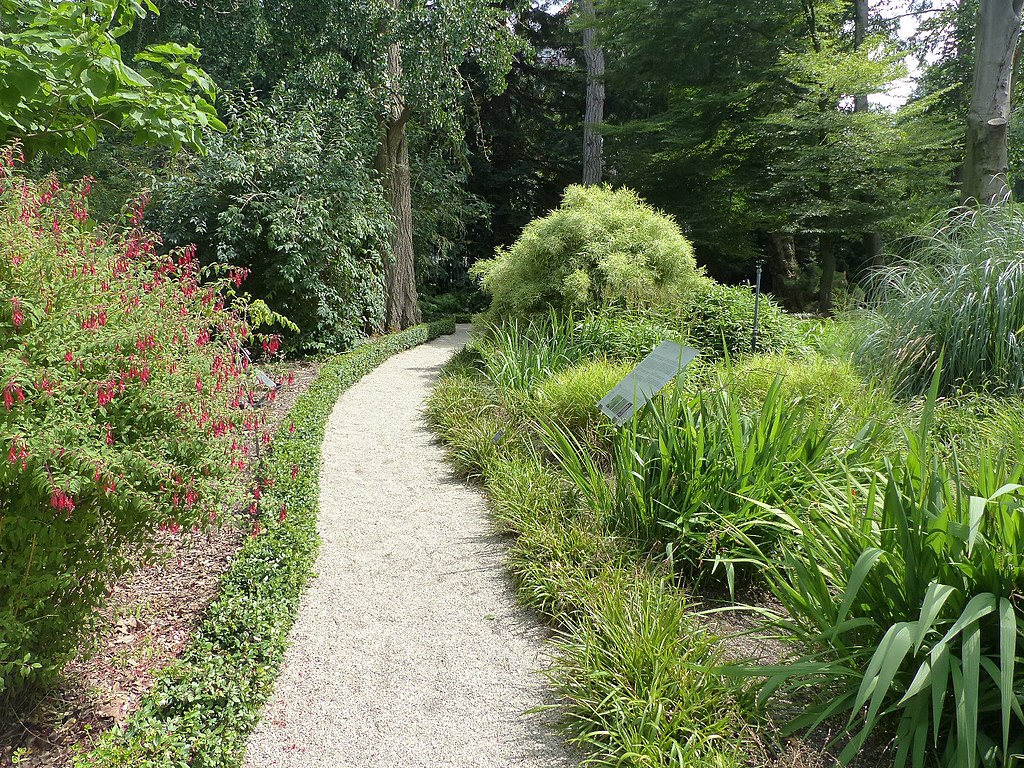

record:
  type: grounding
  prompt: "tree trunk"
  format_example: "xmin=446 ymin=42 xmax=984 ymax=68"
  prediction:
xmin=768 ymin=232 xmax=801 ymax=310
xmin=818 ymin=235 xmax=836 ymax=316
xmin=963 ymin=0 xmax=1024 ymax=204
xmin=854 ymin=0 xmax=869 ymax=113
xmin=377 ymin=28 xmax=421 ymax=332
xmin=854 ymin=0 xmax=884 ymax=266
xmin=581 ymin=0 xmax=605 ymax=185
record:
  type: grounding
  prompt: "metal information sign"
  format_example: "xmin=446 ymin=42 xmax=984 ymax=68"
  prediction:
xmin=598 ymin=341 xmax=698 ymax=425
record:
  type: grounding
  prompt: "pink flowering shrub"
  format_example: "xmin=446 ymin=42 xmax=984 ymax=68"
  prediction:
xmin=0 ymin=148 xmax=282 ymax=696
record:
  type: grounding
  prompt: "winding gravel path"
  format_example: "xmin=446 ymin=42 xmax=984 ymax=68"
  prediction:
xmin=244 ymin=327 xmax=575 ymax=768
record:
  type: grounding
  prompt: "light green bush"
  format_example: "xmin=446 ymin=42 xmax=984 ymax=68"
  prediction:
xmin=472 ymin=185 xmax=699 ymax=319
xmin=725 ymin=353 xmax=864 ymax=411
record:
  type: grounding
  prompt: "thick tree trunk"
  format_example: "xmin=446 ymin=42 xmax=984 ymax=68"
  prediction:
xmin=963 ymin=0 xmax=1024 ymax=204
xmin=818 ymin=235 xmax=836 ymax=316
xmin=377 ymin=31 xmax=421 ymax=332
xmin=581 ymin=0 xmax=605 ymax=185
xmin=768 ymin=232 xmax=801 ymax=310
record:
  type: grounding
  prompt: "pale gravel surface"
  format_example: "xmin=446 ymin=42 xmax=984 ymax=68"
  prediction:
xmin=244 ymin=326 xmax=577 ymax=768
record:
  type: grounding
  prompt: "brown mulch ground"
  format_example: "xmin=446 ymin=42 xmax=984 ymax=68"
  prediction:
xmin=0 ymin=361 xmax=321 ymax=768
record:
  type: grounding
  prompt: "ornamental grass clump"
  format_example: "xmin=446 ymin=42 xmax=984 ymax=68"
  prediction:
xmin=472 ymin=185 xmax=699 ymax=320
xmin=731 ymin=382 xmax=1024 ymax=768
xmin=0 ymin=150 xmax=282 ymax=697
xmin=856 ymin=205 xmax=1024 ymax=396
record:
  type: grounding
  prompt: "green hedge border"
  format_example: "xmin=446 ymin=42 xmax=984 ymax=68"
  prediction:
xmin=79 ymin=318 xmax=456 ymax=768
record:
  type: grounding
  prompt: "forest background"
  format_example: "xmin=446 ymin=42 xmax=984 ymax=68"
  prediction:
xmin=13 ymin=0 xmax=1008 ymax=353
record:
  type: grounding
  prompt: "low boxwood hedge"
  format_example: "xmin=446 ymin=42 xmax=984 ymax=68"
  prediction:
xmin=79 ymin=318 xmax=455 ymax=768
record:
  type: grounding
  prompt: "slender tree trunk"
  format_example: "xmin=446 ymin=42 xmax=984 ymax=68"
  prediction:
xmin=581 ymin=0 xmax=605 ymax=185
xmin=854 ymin=0 xmax=883 ymax=266
xmin=377 ymin=23 xmax=421 ymax=331
xmin=819 ymin=234 xmax=836 ymax=316
xmin=853 ymin=0 xmax=869 ymax=113
xmin=963 ymin=0 xmax=1024 ymax=204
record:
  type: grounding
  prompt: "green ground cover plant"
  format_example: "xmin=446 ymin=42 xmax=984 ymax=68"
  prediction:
xmin=426 ymin=333 xmax=756 ymax=767
xmin=80 ymin=319 xmax=454 ymax=768
xmin=432 ymin=296 xmax=1024 ymax=768
xmin=0 ymin=156 xmax=287 ymax=698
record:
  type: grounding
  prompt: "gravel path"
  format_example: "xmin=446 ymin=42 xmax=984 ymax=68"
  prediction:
xmin=244 ymin=327 xmax=576 ymax=768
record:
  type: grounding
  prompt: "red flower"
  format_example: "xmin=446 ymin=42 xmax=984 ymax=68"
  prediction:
xmin=50 ymin=489 xmax=75 ymax=514
xmin=10 ymin=297 xmax=23 ymax=329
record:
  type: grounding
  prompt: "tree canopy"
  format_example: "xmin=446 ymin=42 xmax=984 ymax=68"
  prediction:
xmin=0 ymin=0 xmax=223 ymax=155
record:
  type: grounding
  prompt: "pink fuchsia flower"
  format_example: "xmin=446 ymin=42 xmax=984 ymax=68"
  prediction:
xmin=50 ymin=489 xmax=75 ymax=513
xmin=10 ymin=298 xmax=23 ymax=328
xmin=3 ymin=383 xmax=25 ymax=409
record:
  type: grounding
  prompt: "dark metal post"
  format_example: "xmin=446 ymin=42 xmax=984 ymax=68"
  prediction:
xmin=751 ymin=258 xmax=764 ymax=353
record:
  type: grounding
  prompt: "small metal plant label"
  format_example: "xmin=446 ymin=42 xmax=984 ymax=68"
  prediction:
xmin=598 ymin=341 xmax=698 ymax=425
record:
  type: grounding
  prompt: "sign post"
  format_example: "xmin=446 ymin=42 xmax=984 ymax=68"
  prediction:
xmin=598 ymin=341 xmax=699 ymax=425
xmin=751 ymin=258 xmax=764 ymax=353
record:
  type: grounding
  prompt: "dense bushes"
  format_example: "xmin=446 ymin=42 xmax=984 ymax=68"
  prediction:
xmin=0 ymin=158 xmax=279 ymax=696
xmin=426 ymin=333 xmax=752 ymax=766
xmin=81 ymin=319 xmax=454 ymax=768
xmin=735 ymin=414 xmax=1024 ymax=768
xmin=152 ymin=93 xmax=392 ymax=354
xmin=857 ymin=206 xmax=1024 ymax=396
xmin=430 ymin=304 xmax=1024 ymax=766
xmin=672 ymin=277 xmax=794 ymax=357
xmin=472 ymin=185 xmax=699 ymax=319
xmin=471 ymin=185 xmax=796 ymax=359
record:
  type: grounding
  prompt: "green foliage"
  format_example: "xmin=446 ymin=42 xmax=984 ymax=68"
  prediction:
xmin=0 ymin=162 xmax=270 ymax=696
xmin=599 ymin=0 xmax=955 ymax=298
xmin=475 ymin=315 xmax=585 ymax=392
xmin=527 ymin=359 xmax=630 ymax=443
xmin=472 ymin=185 xmax=699 ymax=320
xmin=417 ymin=289 xmax=488 ymax=323
xmin=461 ymin=2 xmax=584 ymax=261
xmin=549 ymin=578 xmax=748 ymax=767
xmin=570 ymin=310 xmax=678 ymax=362
xmin=152 ymin=93 xmax=391 ymax=354
xmin=730 ymin=398 xmax=1024 ymax=768
xmin=80 ymin=319 xmax=454 ymax=768
xmin=0 ymin=0 xmax=224 ymax=156
xmin=670 ymin=277 xmax=796 ymax=358
xmin=543 ymin=378 xmax=880 ymax=581
xmin=856 ymin=206 xmax=1024 ymax=396
xmin=425 ymin=371 xmax=754 ymax=767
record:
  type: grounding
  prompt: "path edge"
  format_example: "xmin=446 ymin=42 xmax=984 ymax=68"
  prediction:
xmin=78 ymin=318 xmax=457 ymax=768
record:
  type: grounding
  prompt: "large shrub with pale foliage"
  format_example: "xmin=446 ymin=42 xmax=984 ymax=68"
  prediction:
xmin=472 ymin=185 xmax=699 ymax=319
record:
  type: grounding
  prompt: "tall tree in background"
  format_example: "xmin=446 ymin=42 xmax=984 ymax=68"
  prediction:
xmin=580 ymin=0 xmax=605 ymax=184
xmin=378 ymin=0 xmax=418 ymax=329
xmin=462 ymin=2 xmax=583 ymax=260
xmin=962 ymin=0 xmax=1024 ymax=203
xmin=371 ymin=1 xmax=521 ymax=329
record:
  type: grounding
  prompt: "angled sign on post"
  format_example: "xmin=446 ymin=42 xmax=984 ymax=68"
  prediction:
xmin=598 ymin=341 xmax=698 ymax=425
